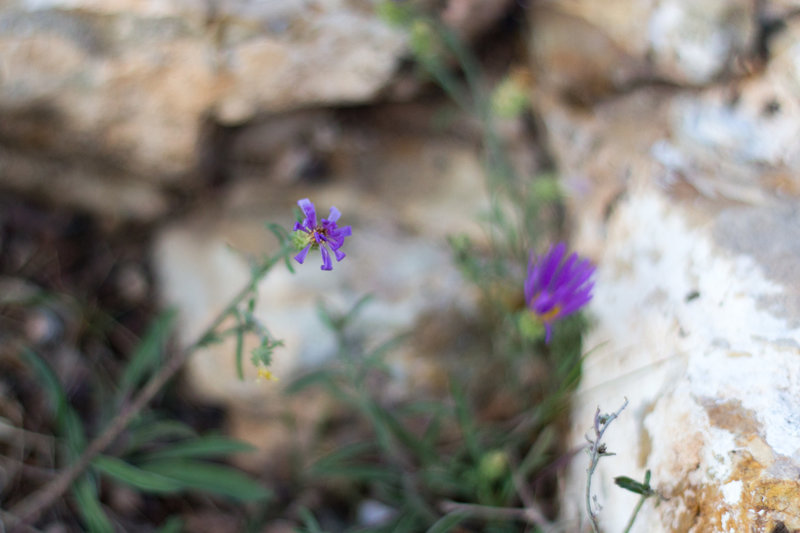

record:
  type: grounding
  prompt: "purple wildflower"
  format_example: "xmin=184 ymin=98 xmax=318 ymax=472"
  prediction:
xmin=292 ymin=198 xmax=352 ymax=271
xmin=524 ymin=242 xmax=595 ymax=343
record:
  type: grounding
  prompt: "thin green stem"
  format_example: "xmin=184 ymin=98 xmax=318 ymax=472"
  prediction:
xmin=623 ymin=493 xmax=649 ymax=533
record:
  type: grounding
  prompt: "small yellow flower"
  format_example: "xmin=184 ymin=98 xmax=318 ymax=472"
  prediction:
xmin=256 ymin=367 xmax=278 ymax=382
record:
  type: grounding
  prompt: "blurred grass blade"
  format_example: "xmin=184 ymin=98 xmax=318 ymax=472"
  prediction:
xmin=342 ymin=294 xmax=374 ymax=326
xmin=311 ymin=463 xmax=400 ymax=484
xmin=72 ymin=475 xmax=114 ymax=533
xmin=62 ymin=408 xmax=87 ymax=461
xmin=19 ymin=348 xmax=69 ymax=423
xmin=310 ymin=441 xmax=375 ymax=472
xmin=297 ymin=507 xmax=325 ymax=533
xmin=381 ymin=408 xmax=435 ymax=464
xmin=451 ymin=384 xmax=480 ymax=460
xmin=139 ymin=460 xmax=271 ymax=502
xmin=119 ymin=309 xmax=177 ymax=399
xmin=124 ymin=418 xmax=196 ymax=454
xmin=19 ymin=348 xmax=86 ymax=459
xmin=234 ymin=313 xmax=245 ymax=380
xmin=426 ymin=512 xmax=466 ymax=533
xmin=310 ymin=441 xmax=399 ymax=483
xmin=139 ymin=435 xmax=256 ymax=462
xmin=92 ymin=455 xmax=184 ymax=493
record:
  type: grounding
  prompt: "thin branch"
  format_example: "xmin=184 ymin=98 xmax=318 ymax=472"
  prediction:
xmin=585 ymin=398 xmax=628 ymax=533
xmin=8 ymin=248 xmax=289 ymax=530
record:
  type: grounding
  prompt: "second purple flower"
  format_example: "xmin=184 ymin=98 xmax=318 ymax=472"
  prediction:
xmin=524 ymin=242 xmax=595 ymax=343
xmin=291 ymin=198 xmax=352 ymax=271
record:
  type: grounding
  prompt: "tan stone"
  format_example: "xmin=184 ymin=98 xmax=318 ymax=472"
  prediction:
xmin=528 ymin=0 xmax=757 ymax=101
xmin=0 ymin=1 xmax=407 ymax=219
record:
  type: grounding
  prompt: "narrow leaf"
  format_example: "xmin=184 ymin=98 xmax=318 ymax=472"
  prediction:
xmin=140 ymin=435 xmax=256 ymax=462
xmin=93 ymin=455 xmax=184 ymax=493
xmin=139 ymin=460 xmax=271 ymax=501
xmin=614 ymin=475 xmax=652 ymax=496
xmin=119 ymin=310 xmax=177 ymax=398
xmin=19 ymin=348 xmax=86 ymax=459
xmin=124 ymin=419 xmax=196 ymax=454
xmin=72 ymin=475 xmax=114 ymax=533
xmin=426 ymin=512 xmax=466 ymax=533
xmin=235 ymin=315 xmax=245 ymax=380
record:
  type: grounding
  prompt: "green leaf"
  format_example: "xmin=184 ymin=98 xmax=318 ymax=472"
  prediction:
xmin=72 ymin=475 xmax=114 ymax=533
xmin=119 ymin=310 xmax=176 ymax=398
xmin=375 ymin=0 xmax=415 ymax=28
xmin=426 ymin=512 xmax=466 ymax=533
xmin=124 ymin=418 xmax=196 ymax=454
xmin=296 ymin=507 xmax=325 ymax=533
xmin=93 ymin=455 xmax=184 ymax=494
xmin=451 ymin=384 xmax=480 ymax=461
xmin=267 ymin=222 xmax=296 ymax=274
xmin=614 ymin=472 xmax=653 ymax=496
xmin=19 ymin=348 xmax=68 ymax=421
xmin=139 ymin=435 xmax=256 ymax=462
xmin=310 ymin=442 xmax=399 ymax=484
xmin=139 ymin=460 xmax=271 ymax=502
xmin=310 ymin=441 xmax=375 ymax=471
xmin=19 ymin=348 xmax=86 ymax=459
xmin=235 ymin=313 xmax=245 ymax=380
xmin=381 ymin=408 xmax=435 ymax=464
xmin=311 ymin=464 xmax=400 ymax=484
xmin=62 ymin=407 xmax=88 ymax=461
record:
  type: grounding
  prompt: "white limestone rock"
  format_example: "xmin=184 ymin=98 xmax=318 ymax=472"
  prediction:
xmin=539 ymin=80 xmax=800 ymax=533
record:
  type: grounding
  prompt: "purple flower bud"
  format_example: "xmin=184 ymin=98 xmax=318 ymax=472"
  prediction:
xmin=524 ymin=242 xmax=595 ymax=343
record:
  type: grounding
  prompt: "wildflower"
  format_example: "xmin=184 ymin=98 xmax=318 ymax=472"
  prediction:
xmin=524 ymin=242 xmax=595 ymax=343
xmin=256 ymin=367 xmax=278 ymax=382
xmin=291 ymin=198 xmax=352 ymax=271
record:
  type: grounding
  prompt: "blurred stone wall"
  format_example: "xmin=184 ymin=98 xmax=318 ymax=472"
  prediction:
xmin=528 ymin=1 xmax=800 ymax=531
xmin=0 ymin=0 xmax=408 ymax=220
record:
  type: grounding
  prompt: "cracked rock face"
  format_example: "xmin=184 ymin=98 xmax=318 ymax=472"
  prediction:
xmin=0 ymin=0 xmax=407 ymax=220
xmin=530 ymin=1 xmax=800 ymax=531
xmin=529 ymin=0 xmax=757 ymax=102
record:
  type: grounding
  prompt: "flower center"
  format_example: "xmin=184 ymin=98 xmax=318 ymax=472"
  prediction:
xmin=537 ymin=305 xmax=562 ymax=323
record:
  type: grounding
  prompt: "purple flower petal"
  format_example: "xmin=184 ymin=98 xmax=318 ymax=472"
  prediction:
xmin=297 ymin=198 xmax=317 ymax=227
xmin=320 ymin=245 xmax=332 ymax=271
xmin=544 ymin=322 xmax=553 ymax=343
xmin=294 ymin=244 xmax=311 ymax=264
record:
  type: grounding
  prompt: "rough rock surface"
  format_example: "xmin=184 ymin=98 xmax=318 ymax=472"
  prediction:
xmin=529 ymin=0 xmax=757 ymax=101
xmin=0 ymin=0 xmax=407 ymax=219
xmin=531 ymin=4 xmax=800 ymax=532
